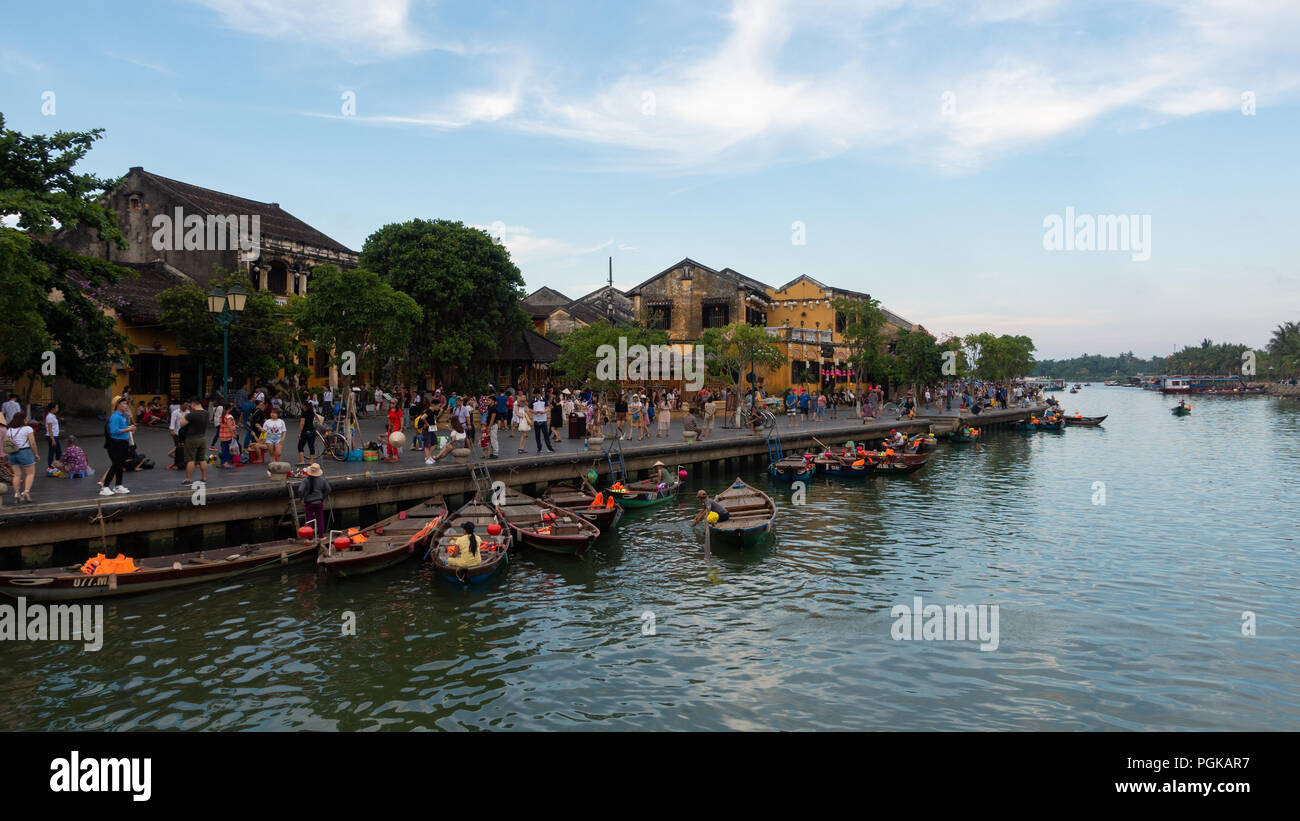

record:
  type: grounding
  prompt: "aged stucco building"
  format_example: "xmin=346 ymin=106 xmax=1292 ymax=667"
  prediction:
xmin=766 ymin=274 xmax=918 ymax=392
xmin=626 ymin=258 xmax=772 ymax=341
xmin=51 ymin=167 xmax=358 ymax=409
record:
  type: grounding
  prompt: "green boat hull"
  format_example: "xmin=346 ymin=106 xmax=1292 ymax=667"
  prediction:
xmin=613 ymin=489 xmax=678 ymax=508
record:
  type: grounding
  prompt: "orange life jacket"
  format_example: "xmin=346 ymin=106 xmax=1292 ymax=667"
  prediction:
xmin=606 ymin=497 xmax=615 ymax=509
xmin=591 ymin=492 xmax=605 ymax=507
xmin=347 ymin=527 xmax=368 ymax=545
xmin=81 ymin=552 xmax=137 ymax=575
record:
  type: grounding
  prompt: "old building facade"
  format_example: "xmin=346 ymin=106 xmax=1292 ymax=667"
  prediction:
xmin=765 ymin=275 xmax=917 ymax=393
xmin=51 ymin=168 xmax=359 ymax=410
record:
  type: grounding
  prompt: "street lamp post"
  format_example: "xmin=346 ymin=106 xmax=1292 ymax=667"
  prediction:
xmin=207 ymin=285 xmax=248 ymax=400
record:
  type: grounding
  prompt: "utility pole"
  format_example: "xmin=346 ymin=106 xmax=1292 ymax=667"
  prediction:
xmin=605 ymin=256 xmax=614 ymax=323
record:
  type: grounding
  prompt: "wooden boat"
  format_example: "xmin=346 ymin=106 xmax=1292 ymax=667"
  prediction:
xmin=429 ymin=497 xmax=510 ymax=586
xmin=906 ymin=434 xmax=937 ymax=453
xmin=812 ymin=453 xmax=871 ymax=478
xmin=865 ymin=451 xmax=928 ymax=474
xmin=706 ymin=479 xmax=776 ymax=546
xmin=951 ymin=426 xmax=980 ymax=442
xmin=1171 ymin=405 xmax=1191 ymax=416
xmin=0 ymin=537 xmax=318 ymax=601
xmin=496 ymin=488 xmax=600 ymax=555
xmin=542 ymin=479 xmax=624 ymax=533
xmin=608 ymin=471 xmax=681 ymax=508
xmin=769 ymin=454 xmax=815 ymax=482
xmin=1063 ymin=414 xmax=1107 ymax=427
xmin=1068 ymin=388 xmax=1079 ymax=394
xmin=1037 ymin=418 xmax=1064 ymax=430
xmin=1012 ymin=419 xmax=1039 ymax=431
xmin=318 ymin=497 xmax=445 ymax=578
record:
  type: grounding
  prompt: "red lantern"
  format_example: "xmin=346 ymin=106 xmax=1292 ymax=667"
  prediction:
xmin=486 ymin=523 xmax=502 ymax=536
xmin=298 ymin=526 xmax=315 ymax=540
xmin=332 ymin=536 xmax=352 ymax=551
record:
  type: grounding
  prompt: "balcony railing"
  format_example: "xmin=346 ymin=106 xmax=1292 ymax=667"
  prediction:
xmin=766 ymin=326 xmax=832 ymax=343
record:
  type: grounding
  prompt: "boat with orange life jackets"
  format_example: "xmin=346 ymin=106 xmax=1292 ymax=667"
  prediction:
xmin=317 ymin=497 xmax=446 ymax=579
xmin=861 ymin=446 xmax=928 ymax=474
xmin=428 ymin=496 xmax=511 ymax=586
xmin=542 ymin=477 xmax=624 ymax=533
xmin=812 ymin=449 xmax=872 ymax=478
xmin=606 ymin=463 xmax=684 ymax=509
xmin=495 ymin=487 xmax=601 ymax=556
xmin=0 ymin=535 xmax=319 ymax=602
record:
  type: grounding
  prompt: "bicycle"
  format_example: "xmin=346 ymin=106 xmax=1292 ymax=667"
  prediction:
xmin=321 ymin=417 xmax=357 ymax=461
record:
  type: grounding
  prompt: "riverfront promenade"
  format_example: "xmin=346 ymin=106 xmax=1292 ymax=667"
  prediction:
xmin=0 ymin=403 xmax=1044 ymax=565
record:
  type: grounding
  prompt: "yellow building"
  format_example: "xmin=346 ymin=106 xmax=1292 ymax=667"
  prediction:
xmin=49 ymin=168 xmax=359 ymax=411
xmin=760 ymin=275 xmax=917 ymax=394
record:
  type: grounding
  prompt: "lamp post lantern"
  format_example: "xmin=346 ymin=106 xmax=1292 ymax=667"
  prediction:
xmin=207 ymin=284 xmax=247 ymax=399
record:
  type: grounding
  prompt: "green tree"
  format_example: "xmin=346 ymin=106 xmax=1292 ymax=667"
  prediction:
xmin=554 ymin=321 xmax=668 ymax=389
xmin=1267 ymin=321 xmax=1300 ymax=379
xmin=700 ymin=322 xmax=787 ymax=394
xmin=157 ymin=269 xmax=300 ymax=395
xmin=893 ymin=329 xmax=944 ymax=396
xmin=938 ymin=334 xmax=971 ymax=379
xmin=969 ymin=332 xmax=1036 ymax=385
xmin=0 ymin=114 xmax=132 ymax=399
xmin=833 ymin=296 xmax=891 ymax=390
xmin=290 ymin=265 xmax=422 ymax=392
xmin=359 ymin=219 xmax=529 ymax=385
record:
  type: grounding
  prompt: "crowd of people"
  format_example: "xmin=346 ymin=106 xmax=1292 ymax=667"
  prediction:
xmin=0 ymin=376 xmax=1045 ymax=505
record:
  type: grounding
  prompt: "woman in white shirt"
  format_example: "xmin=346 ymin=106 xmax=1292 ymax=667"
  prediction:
xmin=513 ymin=395 xmax=531 ymax=454
xmin=5 ymin=411 xmax=37 ymax=503
xmin=44 ymin=402 xmax=62 ymax=465
xmin=430 ymin=416 xmax=467 ymax=462
xmin=262 ymin=407 xmax=288 ymax=462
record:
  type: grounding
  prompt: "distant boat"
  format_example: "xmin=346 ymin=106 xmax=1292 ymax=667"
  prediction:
xmin=1171 ymin=405 xmax=1191 ymax=416
xmin=769 ymin=454 xmax=815 ymax=482
xmin=1064 ymin=414 xmax=1107 ymax=427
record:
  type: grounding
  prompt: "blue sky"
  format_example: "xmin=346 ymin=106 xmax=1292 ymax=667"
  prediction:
xmin=3 ymin=0 xmax=1298 ymax=358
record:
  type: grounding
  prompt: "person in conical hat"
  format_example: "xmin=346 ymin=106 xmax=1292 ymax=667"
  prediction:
xmin=651 ymin=460 xmax=672 ymax=485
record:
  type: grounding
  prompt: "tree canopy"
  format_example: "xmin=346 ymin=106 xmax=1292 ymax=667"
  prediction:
xmin=892 ymin=329 xmax=945 ymax=394
xmin=0 ymin=114 xmax=132 ymax=395
xmin=833 ymin=296 xmax=892 ymax=387
xmin=554 ymin=320 xmax=669 ymax=389
xmin=157 ymin=269 xmax=300 ymax=396
xmin=700 ymin=322 xmax=787 ymax=391
xmin=291 ymin=264 xmax=422 ymax=390
xmin=359 ymin=219 xmax=529 ymax=385
xmin=966 ymin=332 xmax=1036 ymax=384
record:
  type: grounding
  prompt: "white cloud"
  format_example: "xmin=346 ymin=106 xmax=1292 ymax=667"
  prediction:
xmin=104 ymin=52 xmax=175 ymax=75
xmin=471 ymin=223 xmax=614 ymax=266
xmin=192 ymin=0 xmax=448 ymax=57
xmin=288 ymin=0 xmax=1300 ymax=171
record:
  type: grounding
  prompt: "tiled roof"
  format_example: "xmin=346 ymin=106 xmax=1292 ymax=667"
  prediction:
xmin=626 ymin=257 xmax=773 ymax=297
xmin=139 ymin=170 xmax=355 ymax=255
xmin=496 ymin=328 xmax=562 ymax=363
xmin=111 ymin=262 xmax=196 ymax=321
xmin=523 ymin=286 xmax=572 ymax=308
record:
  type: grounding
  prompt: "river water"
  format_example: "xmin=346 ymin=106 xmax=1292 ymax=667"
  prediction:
xmin=2 ymin=386 xmax=1297 ymax=731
